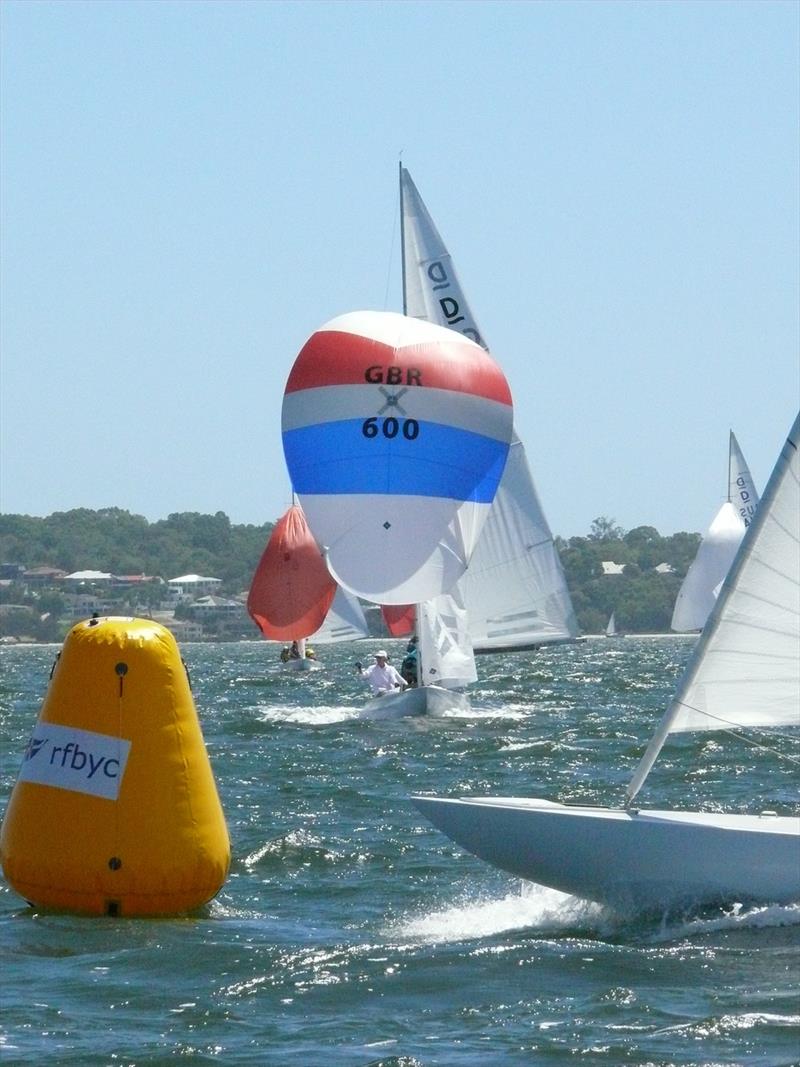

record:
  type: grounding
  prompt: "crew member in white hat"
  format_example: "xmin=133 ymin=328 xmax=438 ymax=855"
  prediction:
xmin=354 ymin=649 xmax=407 ymax=696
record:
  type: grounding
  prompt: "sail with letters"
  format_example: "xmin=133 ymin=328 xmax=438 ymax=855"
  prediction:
xmin=729 ymin=430 xmax=759 ymax=527
xmin=400 ymin=166 xmax=578 ymax=649
xmin=282 ymin=309 xmax=513 ymax=606
xmin=671 ymin=431 xmax=761 ymax=632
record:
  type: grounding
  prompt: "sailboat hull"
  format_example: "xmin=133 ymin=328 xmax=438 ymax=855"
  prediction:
xmin=412 ymin=796 xmax=800 ymax=912
xmin=364 ymin=686 xmax=468 ymax=718
xmin=284 ymin=657 xmax=320 ymax=672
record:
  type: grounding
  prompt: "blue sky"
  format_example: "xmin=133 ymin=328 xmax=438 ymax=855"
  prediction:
xmin=1 ymin=0 xmax=797 ymax=538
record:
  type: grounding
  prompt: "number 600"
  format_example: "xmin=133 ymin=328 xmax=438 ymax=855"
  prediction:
xmin=362 ymin=417 xmax=419 ymax=440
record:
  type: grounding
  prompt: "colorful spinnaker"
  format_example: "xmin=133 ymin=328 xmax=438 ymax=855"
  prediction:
xmin=282 ymin=310 xmax=514 ymax=604
xmin=247 ymin=504 xmax=337 ymax=641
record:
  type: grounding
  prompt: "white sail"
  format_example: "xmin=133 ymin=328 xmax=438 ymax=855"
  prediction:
xmin=309 ymin=586 xmax=369 ymax=644
xmin=605 ymin=612 xmax=616 ymax=637
xmin=729 ymin=429 xmax=760 ymax=527
xmin=400 ymin=166 xmax=577 ymax=647
xmin=418 ymin=588 xmax=478 ymax=690
xmin=671 ymin=431 xmax=761 ymax=632
xmin=414 ymin=413 xmax=800 ymax=910
xmin=628 ymin=412 xmax=800 ymax=799
xmin=457 ymin=435 xmax=579 ymax=649
xmin=670 ymin=502 xmax=746 ymax=631
xmin=400 ymin=167 xmax=485 ymax=348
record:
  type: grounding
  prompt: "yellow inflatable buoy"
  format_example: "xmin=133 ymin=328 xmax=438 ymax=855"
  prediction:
xmin=0 ymin=617 xmax=230 ymax=917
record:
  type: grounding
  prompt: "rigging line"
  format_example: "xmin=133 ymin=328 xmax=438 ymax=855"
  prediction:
xmin=674 ymin=700 xmax=800 ymax=764
xmin=718 ymin=728 xmax=800 ymax=766
xmin=678 ymin=704 xmax=800 ymax=763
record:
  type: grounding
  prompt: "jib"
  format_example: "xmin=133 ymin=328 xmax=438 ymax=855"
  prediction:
xmin=364 ymin=365 xmax=422 ymax=385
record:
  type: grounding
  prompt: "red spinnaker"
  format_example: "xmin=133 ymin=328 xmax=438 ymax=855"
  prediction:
xmin=247 ymin=505 xmax=336 ymax=640
xmin=381 ymin=604 xmax=415 ymax=637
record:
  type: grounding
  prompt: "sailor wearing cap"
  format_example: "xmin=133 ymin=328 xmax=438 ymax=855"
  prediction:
xmin=354 ymin=649 xmax=407 ymax=696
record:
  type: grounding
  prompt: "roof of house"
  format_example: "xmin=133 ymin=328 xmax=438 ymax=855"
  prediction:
xmin=168 ymin=574 xmax=222 ymax=584
xmin=601 ymin=561 xmax=626 ymax=575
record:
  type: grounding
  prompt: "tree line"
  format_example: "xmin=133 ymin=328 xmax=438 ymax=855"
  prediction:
xmin=0 ymin=509 xmax=701 ymax=637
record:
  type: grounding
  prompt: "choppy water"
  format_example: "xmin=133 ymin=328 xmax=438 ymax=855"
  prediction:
xmin=1 ymin=637 xmax=798 ymax=1066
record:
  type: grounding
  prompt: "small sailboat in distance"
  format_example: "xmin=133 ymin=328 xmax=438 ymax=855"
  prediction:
xmin=671 ymin=431 xmax=760 ymax=632
xmin=604 ymin=612 xmax=623 ymax=638
xmin=247 ymin=503 xmax=336 ymax=669
xmin=414 ymin=413 xmax=800 ymax=912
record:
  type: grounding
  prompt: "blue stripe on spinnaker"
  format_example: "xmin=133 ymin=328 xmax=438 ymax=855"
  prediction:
xmin=283 ymin=419 xmax=509 ymax=503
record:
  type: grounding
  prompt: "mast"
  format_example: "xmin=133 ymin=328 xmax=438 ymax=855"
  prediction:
xmin=399 ymin=162 xmax=408 ymax=315
xmin=400 ymin=164 xmax=424 ymax=685
xmin=414 ymin=604 xmax=423 ymax=687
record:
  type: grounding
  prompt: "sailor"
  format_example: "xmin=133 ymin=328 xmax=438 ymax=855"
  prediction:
xmin=279 ymin=646 xmax=291 ymax=663
xmin=289 ymin=641 xmax=301 ymax=660
xmin=305 ymin=645 xmax=316 ymax=660
xmin=400 ymin=636 xmax=418 ymax=687
xmin=354 ymin=650 xmax=407 ymax=696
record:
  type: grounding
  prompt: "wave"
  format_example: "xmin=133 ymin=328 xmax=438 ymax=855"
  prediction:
xmin=387 ymin=884 xmax=800 ymax=947
xmin=388 ymin=883 xmax=609 ymax=944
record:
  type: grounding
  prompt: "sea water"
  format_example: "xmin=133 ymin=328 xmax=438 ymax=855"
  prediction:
xmin=1 ymin=638 xmax=798 ymax=1066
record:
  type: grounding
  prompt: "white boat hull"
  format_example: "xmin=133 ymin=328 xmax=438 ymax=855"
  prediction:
xmin=364 ymin=685 xmax=468 ymax=718
xmin=412 ymin=796 xmax=800 ymax=912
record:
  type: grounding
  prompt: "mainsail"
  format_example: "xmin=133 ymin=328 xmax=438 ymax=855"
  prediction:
xmin=671 ymin=431 xmax=761 ymax=632
xmin=400 ymin=166 xmax=578 ymax=648
xmin=729 ymin=429 xmax=759 ymax=527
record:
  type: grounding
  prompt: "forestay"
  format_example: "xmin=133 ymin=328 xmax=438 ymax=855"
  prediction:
xmin=628 ymin=412 xmax=800 ymax=803
xmin=282 ymin=310 xmax=513 ymax=604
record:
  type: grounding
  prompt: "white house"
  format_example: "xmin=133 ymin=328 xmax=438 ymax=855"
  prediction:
xmin=63 ymin=570 xmax=114 ymax=585
xmin=167 ymin=574 xmax=223 ymax=599
xmin=189 ymin=595 xmax=241 ymax=617
xmin=601 ymin=561 xmax=626 ymax=576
